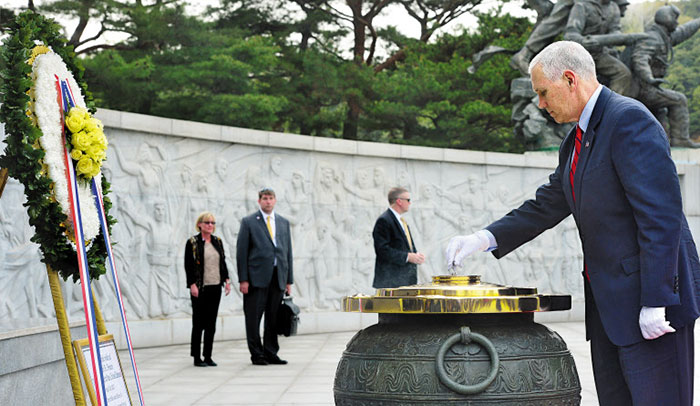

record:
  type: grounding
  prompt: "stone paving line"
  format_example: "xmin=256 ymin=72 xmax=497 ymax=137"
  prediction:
xmin=119 ymin=322 xmax=699 ymax=406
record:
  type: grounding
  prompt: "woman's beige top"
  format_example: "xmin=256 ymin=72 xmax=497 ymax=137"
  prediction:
xmin=202 ymin=240 xmax=221 ymax=286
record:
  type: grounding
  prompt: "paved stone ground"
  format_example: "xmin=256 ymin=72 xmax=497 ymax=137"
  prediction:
xmin=121 ymin=322 xmax=699 ymax=405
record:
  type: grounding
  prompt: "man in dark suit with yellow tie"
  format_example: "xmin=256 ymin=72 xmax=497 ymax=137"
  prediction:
xmin=236 ymin=187 xmax=293 ymax=365
xmin=446 ymin=41 xmax=700 ymax=405
xmin=372 ymin=187 xmax=425 ymax=288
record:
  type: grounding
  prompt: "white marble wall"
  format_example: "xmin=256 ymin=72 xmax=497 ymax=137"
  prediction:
xmin=2 ymin=109 xmax=700 ymax=346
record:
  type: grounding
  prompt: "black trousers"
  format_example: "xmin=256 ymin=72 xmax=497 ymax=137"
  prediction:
xmin=190 ymin=285 xmax=222 ymax=359
xmin=587 ymin=282 xmax=695 ymax=406
xmin=243 ymin=268 xmax=285 ymax=360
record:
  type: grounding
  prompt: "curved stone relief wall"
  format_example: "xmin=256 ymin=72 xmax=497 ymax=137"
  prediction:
xmin=98 ymin=132 xmax=582 ymax=320
xmin=2 ymin=110 xmax=698 ymax=343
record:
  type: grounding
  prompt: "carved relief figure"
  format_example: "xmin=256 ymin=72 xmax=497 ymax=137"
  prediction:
xmin=371 ymin=167 xmax=389 ymax=205
xmin=113 ymin=141 xmax=168 ymax=196
xmin=0 ymin=183 xmax=46 ymax=319
xmin=440 ymin=173 xmax=489 ymax=232
xmin=244 ymin=165 xmax=264 ymax=212
xmin=120 ymin=198 xmax=181 ymax=317
xmin=314 ymin=162 xmax=346 ymax=225
xmin=412 ymin=183 xmax=451 ymax=279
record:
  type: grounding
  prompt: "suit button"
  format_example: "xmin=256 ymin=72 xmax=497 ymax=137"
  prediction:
xmin=673 ymin=275 xmax=679 ymax=293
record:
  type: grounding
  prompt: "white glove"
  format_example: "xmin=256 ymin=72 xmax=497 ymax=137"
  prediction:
xmin=639 ymin=306 xmax=675 ymax=340
xmin=445 ymin=230 xmax=490 ymax=272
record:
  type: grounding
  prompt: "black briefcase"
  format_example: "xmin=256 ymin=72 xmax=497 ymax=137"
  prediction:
xmin=276 ymin=295 xmax=300 ymax=337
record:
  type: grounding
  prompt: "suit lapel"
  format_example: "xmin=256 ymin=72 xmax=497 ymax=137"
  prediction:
xmin=388 ymin=210 xmax=411 ymax=251
xmin=273 ymin=215 xmax=282 ymax=246
xmin=571 ymin=86 xmax=612 ymax=214
xmin=572 ymin=125 xmax=593 ymax=213
xmin=257 ymin=214 xmax=275 ymax=245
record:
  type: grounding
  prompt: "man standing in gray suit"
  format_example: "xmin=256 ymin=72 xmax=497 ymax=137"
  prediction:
xmin=237 ymin=187 xmax=293 ymax=365
xmin=372 ymin=187 xmax=425 ymax=288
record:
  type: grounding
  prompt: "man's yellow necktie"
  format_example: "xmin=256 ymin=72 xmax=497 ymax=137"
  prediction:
xmin=400 ymin=217 xmax=414 ymax=251
xmin=266 ymin=215 xmax=274 ymax=240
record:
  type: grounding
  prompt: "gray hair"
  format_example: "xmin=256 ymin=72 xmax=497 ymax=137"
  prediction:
xmin=528 ymin=41 xmax=596 ymax=81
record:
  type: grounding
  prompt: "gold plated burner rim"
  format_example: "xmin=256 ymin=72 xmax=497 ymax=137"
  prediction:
xmin=343 ymin=274 xmax=571 ymax=314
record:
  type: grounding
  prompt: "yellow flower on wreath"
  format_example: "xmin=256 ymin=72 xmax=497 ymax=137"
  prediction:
xmin=86 ymin=129 xmax=105 ymax=146
xmin=25 ymin=46 xmax=50 ymax=122
xmin=84 ymin=117 xmax=103 ymax=133
xmin=27 ymin=44 xmax=50 ymax=65
xmin=76 ymin=156 xmax=96 ymax=177
xmin=65 ymin=109 xmax=87 ymax=133
xmin=66 ymin=106 xmax=107 ymax=180
xmin=86 ymin=144 xmax=106 ymax=162
xmin=71 ymin=130 xmax=90 ymax=150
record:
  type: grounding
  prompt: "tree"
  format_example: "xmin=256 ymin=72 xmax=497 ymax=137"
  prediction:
xmin=363 ymin=10 xmax=531 ymax=151
xmin=7 ymin=0 xmax=193 ymax=54
xmin=0 ymin=7 xmax=19 ymax=33
xmin=10 ymin=0 xmax=545 ymax=152
xmin=199 ymin=0 xmax=348 ymax=135
xmin=83 ymin=20 xmax=290 ymax=129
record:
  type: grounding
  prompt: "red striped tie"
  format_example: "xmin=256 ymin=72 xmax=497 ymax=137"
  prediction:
xmin=569 ymin=125 xmax=590 ymax=280
xmin=569 ymin=125 xmax=582 ymax=201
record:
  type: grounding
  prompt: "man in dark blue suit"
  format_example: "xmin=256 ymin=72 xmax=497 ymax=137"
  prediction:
xmin=237 ymin=187 xmax=293 ymax=365
xmin=446 ymin=41 xmax=700 ymax=405
xmin=372 ymin=187 xmax=425 ymax=288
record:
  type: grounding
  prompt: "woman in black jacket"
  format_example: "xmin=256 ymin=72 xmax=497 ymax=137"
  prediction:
xmin=184 ymin=212 xmax=231 ymax=367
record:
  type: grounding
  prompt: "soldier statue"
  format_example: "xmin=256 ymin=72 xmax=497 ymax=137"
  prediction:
xmin=510 ymin=0 xmax=634 ymax=75
xmin=502 ymin=2 xmax=700 ymax=148
xmin=563 ymin=0 xmax=635 ymax=96
xmin=510 ymin=0 xmax=575 ymax=75
xmin=631 ymin=5 xmax=700 ymax=148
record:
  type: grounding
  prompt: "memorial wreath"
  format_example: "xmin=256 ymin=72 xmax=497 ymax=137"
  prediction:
xmin=0 ymin=11 xmax=115 ymax=282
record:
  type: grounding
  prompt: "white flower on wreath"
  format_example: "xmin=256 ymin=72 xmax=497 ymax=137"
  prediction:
xmin=32 ymin=51 xmax=101 ymax=243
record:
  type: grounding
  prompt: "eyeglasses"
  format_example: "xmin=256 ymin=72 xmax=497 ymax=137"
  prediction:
xmin=202 ymin=221 xmax=216 ymax=225
xmin=399 ymin=197 xmax=411 ymax=202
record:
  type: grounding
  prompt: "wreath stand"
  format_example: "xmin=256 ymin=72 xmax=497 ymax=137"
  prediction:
xmin=0 ymin=167 xmax=107 ymax=406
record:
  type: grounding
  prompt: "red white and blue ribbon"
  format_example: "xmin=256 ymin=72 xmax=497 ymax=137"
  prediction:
xmin=92 ymin=179 xmax=145 ymax=406
xmin=56 ymin=75 xmax=108 ymax=406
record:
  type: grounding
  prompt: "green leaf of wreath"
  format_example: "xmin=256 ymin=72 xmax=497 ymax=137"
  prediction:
xmin=0 ymin=11 xmax=115 ymax=282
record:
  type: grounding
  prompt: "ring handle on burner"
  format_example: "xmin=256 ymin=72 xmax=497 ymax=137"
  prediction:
xmin=435 ymin=326 xmax=499 ymax=395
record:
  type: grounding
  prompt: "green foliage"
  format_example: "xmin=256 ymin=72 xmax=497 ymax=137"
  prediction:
xmin=37 ymin=0 xmax=198 ymax=53
xmin=0 ymin=11 xmax=115 ymax=282
xmin=82 ymin=20 xmax=290 ymax=129
xmin=22 ymin=1 xmax=541 ymax=152
xmin=150 ymin=32 xmax=287 ymax=127
xmin=0 ymin=6 xmax=17 ymax=32
xmin=362 ymin=11 xmax=531 ymax=151
xmin=82 ymin=51 xmax=156 ymax=111
xmin=197 ymin=94 xmax=288 ymax=128
xmin=274 ymin=48 xmax=346 ymax=136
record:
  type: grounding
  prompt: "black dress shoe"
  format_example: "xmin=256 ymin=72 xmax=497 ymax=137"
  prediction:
xmin=251 ymin=358 xmax=269 ymax=366
xmin=203 ymin=358 xmax=217 ymax=367
xmin=265 ymin=356 xmax=288 ymax=365
xmin=194 ymin=358 xmax=207 ymax=367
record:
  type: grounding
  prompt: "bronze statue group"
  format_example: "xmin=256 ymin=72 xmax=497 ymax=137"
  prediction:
xmin=510 ymin=0 xmax=700 ymax=148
